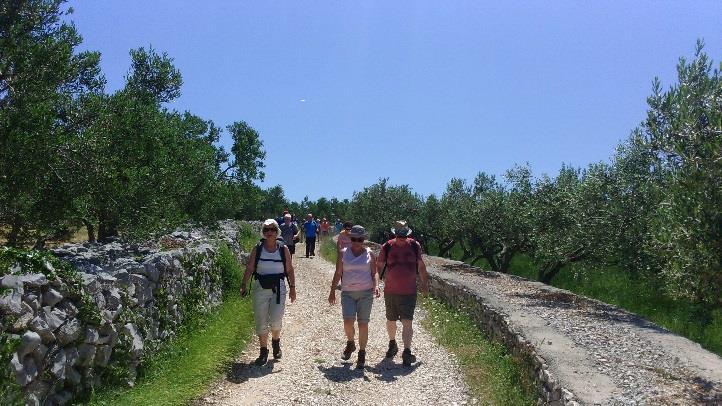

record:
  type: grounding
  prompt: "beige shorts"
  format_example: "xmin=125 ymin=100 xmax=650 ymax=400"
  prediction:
xmin=252 ymin=280 xmax=286 ymax=335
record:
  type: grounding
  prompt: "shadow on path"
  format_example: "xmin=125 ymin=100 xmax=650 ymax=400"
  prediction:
xmin=367 ymin=359 xmax=422 ymax=383
xmin=226 ymin=360 xmax=278 ymax=384
xmin=317 ymin=362 xmax=371 ymax=383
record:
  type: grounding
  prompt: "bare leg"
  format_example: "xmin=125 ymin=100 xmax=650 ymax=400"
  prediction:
xmin=386 ymin=320 xmax=397 ymax=340
xmin=259 ymin=333 xmax=268 ymax=348
xmin=358 ymin=322 xmax=369 ymax=350
xmin=271 ymin=329 xmax=281 ymax=340
xmin=400 ymin=319 xmax=413 ymax=349
xmin=343 ymin=319 xmax=355 ymax=341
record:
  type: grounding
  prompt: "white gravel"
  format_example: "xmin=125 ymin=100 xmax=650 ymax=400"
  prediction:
xmin=197 ymin=251 xmax=470 ymax=406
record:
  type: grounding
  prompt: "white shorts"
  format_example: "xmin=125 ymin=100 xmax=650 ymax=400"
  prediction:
xmin=252 ymin=279 xmax=287 ymax=335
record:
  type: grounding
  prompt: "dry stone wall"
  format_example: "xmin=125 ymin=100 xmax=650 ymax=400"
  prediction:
xmin=0 ymin=220 xmax=248 ymax=405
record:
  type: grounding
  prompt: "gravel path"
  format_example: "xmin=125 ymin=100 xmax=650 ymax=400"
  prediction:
xmin=197 ymin=251 xmax=470 ymax=406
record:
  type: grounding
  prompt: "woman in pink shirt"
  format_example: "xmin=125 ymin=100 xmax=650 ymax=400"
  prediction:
xmin=328 ymin=225 xmax=380 ymax=369
xmin=336 ymin=221 xmax=354 ymax=252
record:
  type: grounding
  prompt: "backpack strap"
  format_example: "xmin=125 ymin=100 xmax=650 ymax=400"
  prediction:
xmin=379 ymin=242 xmax=392 ymax=280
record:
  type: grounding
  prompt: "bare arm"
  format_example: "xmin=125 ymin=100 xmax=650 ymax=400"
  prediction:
xmin=328 ymin=249 xmax=343 ymax=304
xmin=370 ymin=251 xmax=380 ymax=297
xmin=284 ymin=246 xmax=297 ymax=302
xmin=240 ymin=247 xmax=257 ymax=296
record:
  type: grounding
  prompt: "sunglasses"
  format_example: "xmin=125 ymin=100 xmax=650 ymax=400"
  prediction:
xmin=262 ymin=228 xmax=277 ymax=233
xmin=350 ymin=237 xmax=365 ymax=243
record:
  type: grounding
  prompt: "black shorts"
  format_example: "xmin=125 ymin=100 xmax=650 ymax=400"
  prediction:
xmin=384 ymin=293 xmax=417 ymax=321
xmin=287 ymin=244 xmax=295 ymax=255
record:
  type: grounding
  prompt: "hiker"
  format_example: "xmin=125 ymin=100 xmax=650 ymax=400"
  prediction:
xmin=336 ymin=221 xmax=354 ymax=252
xmin=302 ymin=213 xmax=319 ymax=257
xmin=240 ymin=219 xmax=297 ymax=366
xmin=328 ymin=225 xmax=380 ymax=369
xmin=377 ymin=220 xmax=429 ymax=366
xmin=279 ymin=214 xmax=300 ymax=257
xmin=334 ymin=219 xmax=343 ymax=235
xmin=320 ymin=217 xmax=330 ymax=237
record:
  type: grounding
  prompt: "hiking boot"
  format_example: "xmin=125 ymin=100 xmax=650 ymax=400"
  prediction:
xmin=402 ymin=348 xmax=416 ymax=367
xmin=342 ymin=340 xmax=356 ymax=360
xmin=356 ymin=350 xmax=366 ymax=370
xmin=272 ymin=339 xmax=282 ymax=359
xmin=254 ymin=347 xmax=269 ymax=366
xmin=385 ymin=340 xmax=398 ymax=358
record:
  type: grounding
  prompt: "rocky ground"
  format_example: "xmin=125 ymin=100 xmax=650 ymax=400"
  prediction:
xmin=197 ymin=249 xmax=470 ymax=406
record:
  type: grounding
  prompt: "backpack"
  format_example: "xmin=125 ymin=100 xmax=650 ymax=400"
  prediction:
xmin=379 ymin=239 xmax=420 ymax=280
xmin=252 ymin=237 xmax=288 ymax=303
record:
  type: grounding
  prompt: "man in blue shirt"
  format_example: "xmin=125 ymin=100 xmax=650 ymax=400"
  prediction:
xmin=302 ymin=213 xmax=319 ymax=258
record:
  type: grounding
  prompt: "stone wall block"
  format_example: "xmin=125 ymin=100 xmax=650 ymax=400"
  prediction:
xmin=17 ymin=331 xmax=42 ymax=359
xmin=56 ymin=318 xmax=81 ymax=346
xmin=77 ymin=343 xmax=96 ymax=367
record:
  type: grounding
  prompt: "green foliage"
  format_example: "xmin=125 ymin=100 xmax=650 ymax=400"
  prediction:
xmin=0 ymin=2 xmax=273 ymax=246
xmin=638 ymin=40 xmax=722 ymax=306
xmin=421 ymin=297 xmax=536 ymax=405
xmin=236 ymin=222 xmax=259 ymax=253
xmin=216 ymin=243 xmax=243 ymax=293
xmin=348 ymin=178 xmax=424 ymax=242
xmin=0 ymin=332 xmax=22 ymax=405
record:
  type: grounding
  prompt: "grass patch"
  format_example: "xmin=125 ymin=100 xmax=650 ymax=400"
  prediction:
xmin=319 ymin=236 xmax=338 ymax=264
xmin=420 ymin=297 xmax=536 ymax=405
xmin=89 ymin=242 xmax=255 ymax=405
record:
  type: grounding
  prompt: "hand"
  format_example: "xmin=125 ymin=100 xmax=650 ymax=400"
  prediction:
xmin=289 ymin=287 xmax=297 ymax=303
xmin=420 ymin=282 xmax=429 ymax=295
xmin=240 ymin=286 xmax=248 ymax=297
xmin=328 ymin=292 xmax=337 ymax=305
xmin=374 ymin=287 xmax=380 ymax=298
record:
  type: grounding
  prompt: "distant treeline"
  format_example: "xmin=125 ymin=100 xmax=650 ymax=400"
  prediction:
xmin=292 ymin=42 xmax=721 ymax=307
xmin=0 ymin=1 xmax=284 ymax=247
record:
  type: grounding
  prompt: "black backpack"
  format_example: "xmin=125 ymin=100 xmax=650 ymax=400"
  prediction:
xmin=252 ymin=237 xmax=288 ymax=303
xmin=379 ymin=239 xmax=420 ymax=280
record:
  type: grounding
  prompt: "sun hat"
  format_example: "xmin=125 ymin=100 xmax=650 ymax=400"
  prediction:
xmin=348 ymin=225 xmax=368 ymax=239
xmin=262 ymin=219 xmax=280 ymax=235
xmin=391 ymin=220 xmax=412 ymax=237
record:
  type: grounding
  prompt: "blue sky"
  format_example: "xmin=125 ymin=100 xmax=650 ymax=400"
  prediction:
xmin=67 ymin=1 xmax=722 ymax=202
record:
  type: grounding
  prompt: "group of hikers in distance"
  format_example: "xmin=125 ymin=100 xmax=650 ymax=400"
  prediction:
xmin=274 ymin=210 xmax=345 ymax=258
xmin=239 ymin=216 xmax=429 ymax=370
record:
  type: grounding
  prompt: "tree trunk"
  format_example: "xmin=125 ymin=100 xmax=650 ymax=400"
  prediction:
xmin=82 ymin=218 xmax=96 ymax=243
xmin=98 ymin=217 xmax=118 ymax=242
xmin=459 ymin=240 xmax=473 ymax=262
xmin=7 ymin=217 xmax=21 ymax=247
xmin=538 ymin=261 xmax=563 ymax=284
xmin=438 ymin=240 xmax=456 ymax=258
xmin=483 ymin=252 xmax=499 ymax=272
xmin=498 ymin=247 xmax=515 ymax=274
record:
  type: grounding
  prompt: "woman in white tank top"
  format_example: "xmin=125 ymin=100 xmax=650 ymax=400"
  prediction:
xmin=240 ymin=219 xmax=297 ymax=366
xmin=328 ymin=225 xmax=379 ymax=369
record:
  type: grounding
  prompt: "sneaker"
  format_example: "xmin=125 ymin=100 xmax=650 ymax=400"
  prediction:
xmin=356 ymin=350 xmax=366 ymax=370
xmin=402 ymin=348 xmax=416 ymax=366
xmin=254 ymin=347 xmax=269 ymax=366
xmin=385 ymin=340 xmax=398 ymax=358
xmin=272 ymin=339 xmax=282 ymax=359
xmin=342 ymin=340 xmax=356 ymax=360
